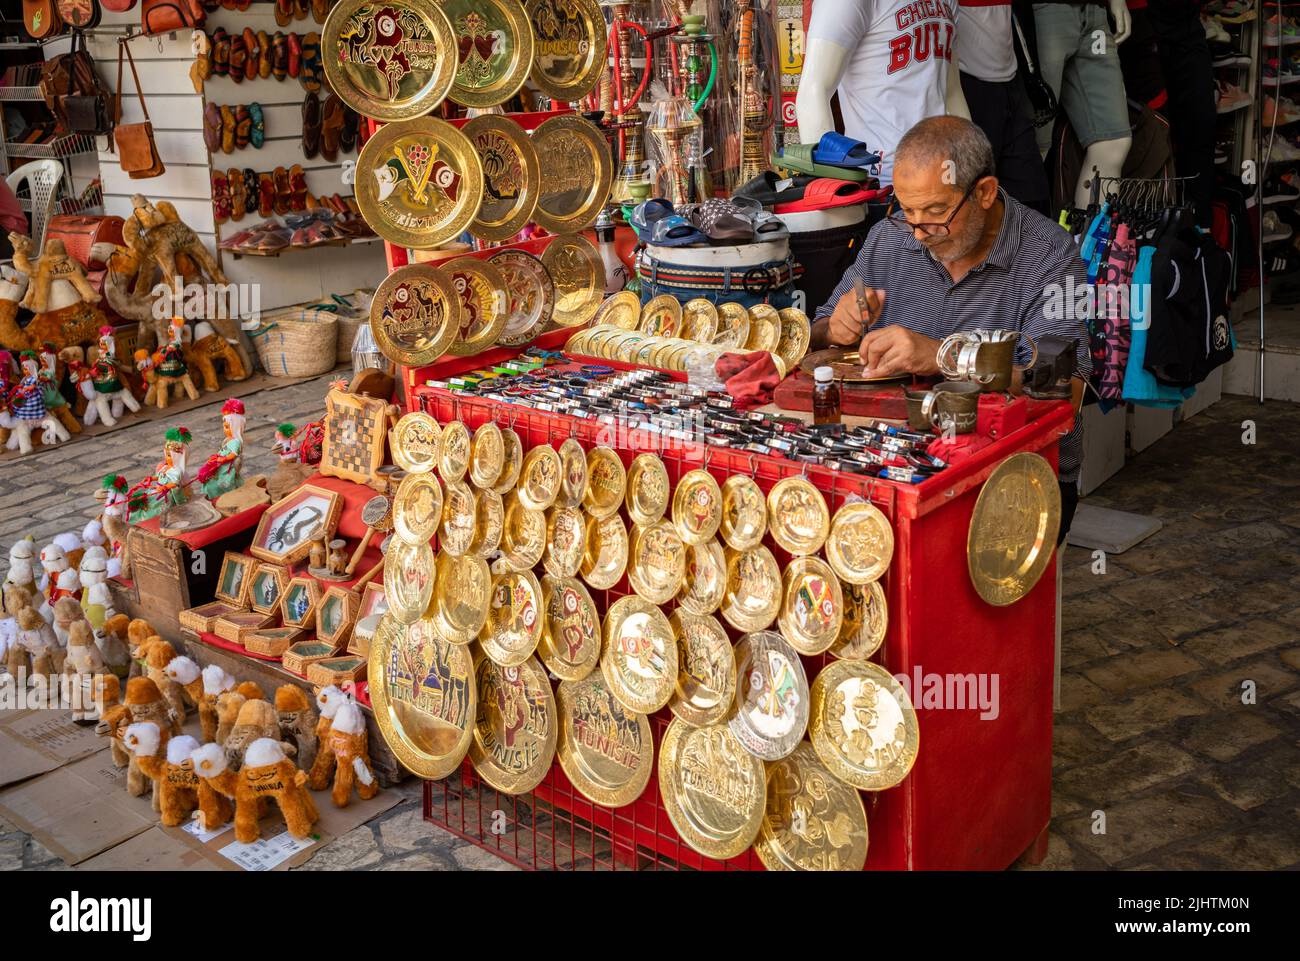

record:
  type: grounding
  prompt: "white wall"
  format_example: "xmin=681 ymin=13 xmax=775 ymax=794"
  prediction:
xmin=46 ymin=6 xmax=385 ymax=313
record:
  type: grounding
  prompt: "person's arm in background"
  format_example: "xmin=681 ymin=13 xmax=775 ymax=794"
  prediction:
xmin=796 ymin=0 xmax=874 ymax=141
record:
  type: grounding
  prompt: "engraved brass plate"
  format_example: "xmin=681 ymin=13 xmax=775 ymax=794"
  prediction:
xmin=557 ymin=671 xmax=652 ymax=808
xmin=390 ymin=412 xmax=442 ymax=473
xmin=668 ymin=611 xmax=736 ymax=728
xmin=525 ymin=0 xmax=608 ymax=102
xmin=530 ymin=115 xmax=612 ymax=233
xmin=392 ymin=471 xmax=443 ymax=544
xmin=719 ymin=474 xmax=766 ymax=551
xmin=809 ymin=659 xmax=919 ymax=790
xmin=542 ymin=234 xmax=604 ymax=327
xmin=383 ymin=537 xmax=434 ymax=625
xmin=439 ymin=478 xmax=477 ymax=555
xmin=590 ymin=290 xmax=641 ymax=331
xmin=676 ymin=538 xmax=726 ymax=617
xmin=556 ymin=437 xmax=588 ymax=510
xmin=671 ymin=469 xmax=722 ymax=546
xmin=720 ymin=546 xmax=781 ymax=633
xmin=766 ymin=476 xmax=829 ymax=557
xmin=469 ymin=420 xmax=504 ymax=489
xmin=518 ymin=443 xmax=561 ymax=510
xmin=469 ymin=652 xmax=556 ymax=794
xmin=581 ymin=512 xmax=628 ymax=591
xmin=625 ymin=452 xmax=669 ymax=527
xmin=469 ymin=487 xmax=505 ymax=557
xmin=713 ymin=302 xmax=750 ymax=349
xmin=729 ymin=630 xmax=809 ymax=762
xmin=543 ymin=505 xmax=586 ymax=578
xmin=539 ymin=574 xmax=601 ymax=682
xmin=490 ymin=249 xmax=554 ymax=346
xmin=967 ymin=452 xmax=1061 ymax=606
xmin=658 ymin=717 xmax=765 ymax=859
xmin=433 ymin=551 xmax=491 ymax=643
xmin=492 ymin=428 xmax=524 ymax=495
xmin=626 ymin=519 xmax=686 ymax=605
xmin=682 ymin=298 xmax=719 ymax=342
xmin=601 ymin=595 xmax=677 ymax=714
xmin=826 ymin=500 xmax=894 ymax=585
xmin=583 ymin=446 xmax=626 ymax=519
xmin=443 ymin=0 xmax=534 ymax=108
xmin=745 ymin=304 xmax=781 ymax=352
xmin=438 ymin=420 xmax=471 ymax=483
xmin=464 ymin=114 xmax=540 ymax=241
xmin=479 ymin=568 xmax=543 ymax=666
xmin=775 ymin=306 xmax=811 ymax=371
xmin=639 ymin=294 xmax=682 ymax=338
xmin=370 ymin=264 xmax=461 ymax=367
xmin=754 ymin=741 xmax=868 ymax=871
xmin=831 ymin=580 xmax=888 ymax=661
xmin=501 ymin=492 xmax=547 ymax=571
xmin=445 ymin=257 xmax=509 ymax=356
xmin=778 ymin=556 xmax=843 ymax=655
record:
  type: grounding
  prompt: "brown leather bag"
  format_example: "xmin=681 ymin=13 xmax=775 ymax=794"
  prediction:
xmin=47 ymin=215 xmax=126 ymax=269
xmin=39 ymin=31 xmax=112 ymax=135
xmin=140 ymin=0 xmax=205 ymax=35
xmin=112 ymin=39 xmax=165 ymax=180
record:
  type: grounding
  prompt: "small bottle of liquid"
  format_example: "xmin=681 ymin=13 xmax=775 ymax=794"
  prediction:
xmin=812 ymin=366 xmax=841 ymax=425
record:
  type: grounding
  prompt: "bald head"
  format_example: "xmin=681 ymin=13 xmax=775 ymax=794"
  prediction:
xmin=895 ymin=116 xmax=996 ymax=190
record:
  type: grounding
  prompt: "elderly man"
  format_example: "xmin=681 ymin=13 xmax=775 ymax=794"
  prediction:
xmin=811 ymin=115 xmax=1091 ymax=538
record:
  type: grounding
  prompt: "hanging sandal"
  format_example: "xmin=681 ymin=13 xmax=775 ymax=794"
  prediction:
xmin=228 ymin=167 xmax=246 ymax=221
xmin=275 ymin=0 xmax=293 ymax=27
xmin=244 ymin=169 xmax=259 ymax=215
xmin=271 ymin=32 xmax=288 ymax=80
xmin=256 ymin=30 xmax=271 ymax=79
xmin=259 ymin=172 xmax=276 ymax=217
xmin=220 ymin=105 xmax=236 ymax=153
xmin=211 ymin=28 xmax=230 ymax=77
xmin=294 ymin=0 xmax=310 ymax=20
xmin=203 ymin=103 xmax=222 ymax=153
xmin=212 ymin=172 xmax=232 ymax=225
xmin=228 ymin=33 xmax=247 ymax=84
xmin=190 ymin=30 xmax=211 ymax=94
xmin=301 ymin=92 xmax=322 ymax=159
xmin=249 ymin=103 xmax=265 ymax=148
xmin=287 ymin=32 xmax=302 ymax=78
xmin=320 ymin=92 xmax=344 ymax=163
xmin=339 ymin=106 xmax=359 ymax=154
xmin=234 ymin=105 xmax=252 ymax=150
xmin=311 ymin=0 xmax=329 ymax=23
xmin=273 ymin=167 xmax=291 ymax=214
xmin=289 ymin=164 xmax=308 ymax=211
xmin=300 ymin=33 xmax=322 ymax=91
xmin=242 ymin=28 xmax=259 ymax=81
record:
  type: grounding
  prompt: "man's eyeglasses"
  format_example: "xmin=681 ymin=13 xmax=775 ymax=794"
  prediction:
xmin=884 ymin=174 xmax=992 ymax=237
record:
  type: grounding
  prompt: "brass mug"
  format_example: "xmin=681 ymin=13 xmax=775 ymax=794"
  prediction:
xmin=920 ymin=381 xmax=980 ymax=435
xmin=903 ymin=387 xmax=931 ymax=431
xmin=938 ymin=330 xmax=1038 ymax=392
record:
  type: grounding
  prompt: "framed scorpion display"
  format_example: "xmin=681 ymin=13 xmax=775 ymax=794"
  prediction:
xmin=250 ymin=484 xmax=344 ymax=566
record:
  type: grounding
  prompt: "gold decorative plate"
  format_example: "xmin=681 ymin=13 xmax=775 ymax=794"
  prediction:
xmin=468 ymin=653 xmax=556 ymax=794
xmin=713 ymin=302 xmax=750 ymax=349
xmin=501 ymin=493 xmax=547 ymax=571
xmin=968 ymin=452 xmax=1061 ymax=606
xmin=831 ymin=580 xmax=888 ymax=661
xmin=775 ymin=307 xmax=812 ymax=371
xmin=539 ymin=575 xmax=601 ymax=681
xmin=719 ymin=475 xmax=766 ymax=551
xmin=370 ymin=264 xmax=461 ymax=367
xmin=677 ymin=538 xmax=726 ymax=616
xmin=442 ymin=0 xmax=535 ymax=108
xmin=720 ymin=546 xmax=781 ymax=633
xmin=438 ymin=420 xmax=471 ymax=483
xmin=490 ymin=250 xmax=554 ymax=347
xmin=681 ymin=298 xmax=719 ymax=342
xmin=668 ymin=611 xmax=736 ymax=728
xmin=464 ymin=114 xmax=540 ymax=240
xmin=755 ymin=741 xmax=868 ymax=871
xmin=445 ymin=257 xmax=509 ymax=356
xmin=322 ymin=0 xmax=458 ymax=122
xmin=556 ymin=671 xmax=652 ymax=808
xmin=590 ymin=290 xmax=641 ymax=331
xmin=439 ymin=479 xmax=477 ymax=556
xmin=625 ymin=453 xmax=670 ymax=527
xmin=809 ymin=659 xmax=919 ymax=791
xmin=542 ymin=234 xmax=604 ymax=327
xmin=526 ymin=0 xmax=608 ymax=103
xmin=469 ymin=421 xmax=504 ymax=489
xmin=639 ymin=294 xmax=682 ymax=338
xmin=745 ymin=304 xmax=781 ymax=352
xmin=583 ymin=447 xmax=626 ymax=519
xmin=601 ymin=596 xmax=677 ymax=714
xmin=581 ymin=512 xmax=628 ymax=591
xmin=355 ymin=117 xmax=483 ymax=249
xmin=390 ymin=412 xmax=442 ymax=474
xmin=433 ymin=551 xmax=491 ymax=643
xmin=393 ymin=472 xmax=443 ymax=544
xmin=671 ymin=469 xmax=722 ymax=546
xmin=627 ymin=520 xmax=686 ymax=605
xmin=778 ymin=556 xmax=843 ymax=655
xmin=531 ymin=115 xmax=612 ymax=233
xmin=556 ymin=437 xmax=588 ymax=509
xmin=543 ymin=505 xmax=586 ymax=578
xmin=825 ymin=501 xmax=894 ymax=585
xmin=384 ymin=538 xmax=435 ymax=624
xmin=729 ymin=630 xmax=810 ymax=761
xmin=492 ymin=428 xmax=524 ymax=495
xmin=766 ymin=476 xmax=829 ymax=556
xmin=658 ymin=717 xmax=766 ymax=859
xmin=479 ymin=568 xmax=543 ymax=666
xmin=469 ymin=487 xmax=505 ymax=557
xmin=517 ymin=443 xmax=561 ymax=510
xmin=369 ymin=614 xmax=476 ymax=780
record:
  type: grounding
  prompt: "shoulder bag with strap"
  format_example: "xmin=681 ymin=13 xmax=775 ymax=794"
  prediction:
xmin=140 ymin=0 xmax=205 ymax=36
xmin=40 ymin=30 xmax=112 ymax=135
xmin=113 ymin=38 xmax=165 ymax=179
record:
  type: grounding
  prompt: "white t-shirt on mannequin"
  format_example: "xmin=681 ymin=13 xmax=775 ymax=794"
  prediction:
xmin=806 ymin=0 xmax=958 ymax=184
xmin=957 ymin=1 xmax=1016 ymax=83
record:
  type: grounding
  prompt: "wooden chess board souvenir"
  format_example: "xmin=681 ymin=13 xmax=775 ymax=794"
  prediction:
xmin=321 ymin=389 xmax=393 ymax=486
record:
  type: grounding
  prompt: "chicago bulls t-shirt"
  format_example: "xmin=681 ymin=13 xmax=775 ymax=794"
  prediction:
xmin=807 ymin=0 xmax=958 ymax=184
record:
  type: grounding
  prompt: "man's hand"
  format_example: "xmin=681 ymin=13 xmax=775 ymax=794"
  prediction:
xmin=819 ymin=286 xmax=887 ymax=347
xmin=858 ymin=325 xmax=942 ymax=377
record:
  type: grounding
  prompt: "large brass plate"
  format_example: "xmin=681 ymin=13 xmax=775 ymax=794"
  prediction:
xmin=490 ymin=249 xmax=554 ymax=346
xmin=445 ymin=257 xmax=509 ymax=356
xmin=556 ymin=671 xmax=652 ymax=808
xmin=777 ymin=555 xmax=843 ymax=656
xmin=601 ymin=596 xmax=677 ymax=714
xmin=355 ymin=117 xmax=484 ymax=249
xmin=468 ymin=652 xmax=557 ymax=794
xmin=825 ymin=501 xmax=894 ymax=585
xmin=463 ymin=115 xmax=540 ymax=241
xmin=323 ymin=0 xmax=459 ymax=121
xmin=530 ymin=115 xmax=612 ymax=233
xmin=539 ymin=575 xmax=601 ymax=681
xmin=383 ymin=537 xmax=434 ymax=624
xmin=720 ymin=546 xmax=780 ymax=633
xmin=442 ymin=0 xmax=534 ymax=108
xmin=542 ymin=234 xmax=603 ymax=327
xmin=525 ymin=0 xmax=608 ymax=103
xmin=479 ymin=568 xmax=543 ymax=666
xmin=658 ymin=717 xmax=766 ymax=860
xmin=728 ymin=630 xmax=809 ymax=761
xmin=390 ymin=412 xmax=442 ymax=473
xmin=370 ymin=264 xmax=461 ymax=367
xmin=968 ymin=452 xmax=1061 ymax=606
xmin=809 ymin=659 xmax=919 ymax=791
xmin=766 ymin=476 xmax=829 ymax=556
xmin=754 ymin=741 xmax=868 ymax=871
xmin=668 ymin=610 xmax=735 ymax=728
xmin=392 ymin=471 xmax=443 ymax=544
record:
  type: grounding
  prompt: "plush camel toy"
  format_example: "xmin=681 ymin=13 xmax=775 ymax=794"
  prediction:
xmin=236 ymin=680 xmax=265 ymax=701
xmin=137 ymin=637 xmax=188 ymax=731
xmin=184 ymin=321 xmax=249 ymax=392
xmin=125 ymin=617 xmax=156 ymax=679
xmin=192 ymin=738 xmax=319 ymax=843
xmin=51 ymin=595 xmax=85 ymax=649
xmin=96 ymin=677 xmax=174 ymax=808
xmin=214 ymin=691 xmax=246 ymax=746
xmin=2 ymin=235 xmax=104 ymax=356
xmin=321 ymin=698 xmax=379 ymax=808
xmin=78 ymin=547 xmax=115 ymax=633
xmin=275 ymin=685 xmax=318 ymax=774
xmin=93 ymin=674 xmax=126 ymax=765
xmin=124 ymin=726 xmax=234 ymax=831
xmin=63 ymin=620 xmax=107 ymax=724
xmin=306 ymin=685 xmax=347 ymax=791
xmin=200 ymin=664 xmax=237 ymax=743
xmin=16 ymin=607 xmax=62 ymax=685
xmin=162 ymin=655 xmax=212 ymax=740
xmin=99 ymin=614 xmax=134 ymax=680
xmin=224 ymin=698 xmax=296 ymax=770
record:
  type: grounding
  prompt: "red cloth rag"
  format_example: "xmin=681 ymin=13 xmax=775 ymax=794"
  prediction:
xmin=715 ymin=350 xmax=782 ymax=409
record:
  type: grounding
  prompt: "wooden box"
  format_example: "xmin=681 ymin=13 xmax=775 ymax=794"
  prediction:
xmin=281 ymin=640 xmax=339 ymax=675
xmin=249 ymin=563 xmax=292 ymax=614
xmin=213 ymin=611 xmax=276 ymax=645
xmin=179 ymin=600 xmax=241 ymax=633
xmin=216 ymin=552 xmax=257 ymax=606
xmin=348 ymin=582 xmax=389 ymax=658
xmin=243 ymin=627 xmax=305 ymax=658
xmin=317 ymin=587 xmax=360 ymax=649
xmin=280 ymin=577 xmax=323 ymax=630
xmin=306 ymin=655 xmax=368 ymax=688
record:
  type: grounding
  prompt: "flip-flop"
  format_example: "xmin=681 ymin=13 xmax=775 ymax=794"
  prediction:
xmin=243 ymin=168 xmax=258 ymax=210
xmin=249 ymin=103 xmax=265 ymax=148
xmin=300 ymin=33 xmax=322 ymax=91
xmin=630 ymin=197 xmax=674 ymax=237
xmin=812 ymin=131 xmax=881 ymax=169
xmin=683 ymin=199 xmax=755 ymax=243
xmin=235 ymin=106 xmax=252 ymax=150
xmin=311 ymin=0 xmax=328 ymax=23
xmin=289 ymin=164 xmax=307 ymax=211
xmin=320 ymin=93 xmax=344 ymax=162
xmin=650 ymin=214 xmax=706 ymax=247
xmin=228 ymin=33 xmax=247 ymax=83
xmin=275 ymin=0 xmax=293 ymax=27
xmin=294 ymin=0 xmax=310 ymax=20
xmin=735 ymin=170 xmax=815 ymax=207
xmin=773 ymin=144 xmax=870 ymax=182
xmin=259 ymin=173 xmax=275 ymax=217
xmin=752 ymin=213 xmax=789 ymax=241
xmin=301 ymin=92 xmax=321 ymax=159
xmin=774 ymin=178 xmax=873 ymax=214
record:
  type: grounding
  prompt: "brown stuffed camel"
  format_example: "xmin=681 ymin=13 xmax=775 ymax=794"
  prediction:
xmin=192 ymin=738 xmax=320 ymax=843
xmin=124 ymin=725 xmax=234 ymax=831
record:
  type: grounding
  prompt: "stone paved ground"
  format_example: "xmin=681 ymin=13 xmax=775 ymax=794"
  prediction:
xmin=1 ymin=382 xmax=1297 ymax=871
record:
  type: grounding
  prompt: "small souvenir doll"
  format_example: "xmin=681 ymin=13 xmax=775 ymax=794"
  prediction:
xmin=126 ymin=428 xmax=194 ymax=523
xmin=196 ymin=399 xmax=246 ymax=499
xmin=6 ymin=351 xmax=70 ymax=454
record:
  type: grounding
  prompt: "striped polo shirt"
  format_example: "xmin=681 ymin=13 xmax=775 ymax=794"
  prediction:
xmin=814 ymin=188 xmax=1091 ymax=480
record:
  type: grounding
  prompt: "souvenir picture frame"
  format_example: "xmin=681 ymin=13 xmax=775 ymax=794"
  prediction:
xmin=280 ymin=577 xmax=324 ymax=630
xmin=248 ymin=563 xmax=292 ymax=615
xmin=348 ymin=582 xmax=389 ymax=657
xmin=216 ymin=552 xmax=256 ymax=607
xmin=318 ymin=586 xmax=361 ymax=650
xmin=250 ymin=485 xmax=344 ymax=566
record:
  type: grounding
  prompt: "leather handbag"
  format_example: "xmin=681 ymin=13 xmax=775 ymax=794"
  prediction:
xmin=140 ymin=0 xmax=205 ymax=35
xmin=112 ymin=39 xmax=165 ymax=179
xmin=101 ymin=0 xmax=136 ymax=10
xmin=40 ymin=31 xmax=112 ymax=135
xmin=46 ymin=214 xmax=126 ymax=269
xmin=22 ymin=0 xmax=64 ymax=39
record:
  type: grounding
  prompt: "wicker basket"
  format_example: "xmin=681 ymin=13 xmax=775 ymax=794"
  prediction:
xmin=249 ymin=306 xmax=339 ymax=378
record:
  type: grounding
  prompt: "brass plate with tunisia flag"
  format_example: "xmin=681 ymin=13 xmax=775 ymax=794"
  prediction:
xmin=356 ymin=117 xmax=484 ymax=249
xmin=526 ymin=0 xmax=608 ymax=103
xmin=464 ymin=115 xmax=541 ymax=242
xmin=444 ymin=256 xmax=509 ymax=356
xmin=442 ymin=0 xmax=535 ymax=108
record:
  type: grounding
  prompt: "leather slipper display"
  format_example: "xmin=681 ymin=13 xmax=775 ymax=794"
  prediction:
xmin=275 ymin=0 xmax=293 ymax=27
xmin=301 ymin=91 xmax=322 ymax=159
xmin=249 ymin=102 xmax=265 ymax=148
xmin=242 ymin=28 xmax=259 ymax=81
xmin=234 ymin=105 xmax=252 ymax=150
xmin=300 ymin=32 xmax=322 ymax=91
xmin=258 ymin=172 xmax=275 ymax=217
xmin=320 ymin=92 xmax=344 ymax=163
xmin=338 ymin=105 xmax=359 ymax=154
xmin=273 ymin=167 xmax=291 ymax=214
xmin=257 ymin=30 xmax=271 ymax=78
xmin=228 ymin=33 xmax=247 ymax=83
xmin=220 ymin=105 xmax=236 ymax=153
xmin=228 ymin=167 xmax=246 ymax=220
xmin=271 ymin=32 xmax=288 ymax=80
xmin=211 ymin=27 xmax=230 ymax=77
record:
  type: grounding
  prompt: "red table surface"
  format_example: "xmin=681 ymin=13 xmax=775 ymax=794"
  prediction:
xmin=132 ymin=501 xmax=268 ymax=550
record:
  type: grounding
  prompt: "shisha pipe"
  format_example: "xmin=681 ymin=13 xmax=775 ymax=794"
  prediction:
xmin=732 ymin=0 xmax=774 ymax=181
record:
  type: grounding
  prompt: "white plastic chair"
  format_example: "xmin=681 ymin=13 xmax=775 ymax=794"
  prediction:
xmin=5 ymin=159 xmax=65 ymax=250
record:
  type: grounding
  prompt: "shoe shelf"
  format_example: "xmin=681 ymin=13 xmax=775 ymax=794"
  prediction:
xmin=227 ymin=234 xmax=380 ymax=258
xmin=3 ymin=131 xmax=98 ymax=160
xmin=0 ymin=85 xmax=44 ymax=103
